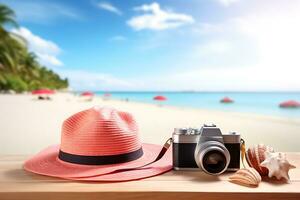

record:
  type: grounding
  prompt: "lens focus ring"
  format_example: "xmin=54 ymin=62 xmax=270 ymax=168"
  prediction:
xmin=194 ymin=141 xmax=230 ymax=175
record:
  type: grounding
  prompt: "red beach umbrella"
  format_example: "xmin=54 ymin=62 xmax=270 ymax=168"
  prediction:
xmin=220 ymin=97 xmax=234 ymax=103
xmin=153 ymin=95 xmax=167 ymax=101
xmin=80 ymin=91 xmax=94 ymax=96
xmin=279 ymin=100 xmax=300 ymax=108
xmin=32 ymin=89 xmax=55 ymax=95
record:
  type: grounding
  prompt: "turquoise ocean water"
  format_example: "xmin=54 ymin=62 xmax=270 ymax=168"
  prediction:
xmin=95 ymin=92 xmax=300 ymax=118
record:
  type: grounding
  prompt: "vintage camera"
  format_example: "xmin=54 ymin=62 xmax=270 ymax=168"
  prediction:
xmin=172 ymin=124 xmax=240 ymax=175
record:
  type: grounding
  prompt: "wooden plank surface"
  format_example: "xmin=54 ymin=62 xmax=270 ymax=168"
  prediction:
xmin=0 ymin=153 xmax=299 ymax=200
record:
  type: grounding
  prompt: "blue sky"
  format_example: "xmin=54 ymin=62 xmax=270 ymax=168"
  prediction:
xmin=1 ymin=0 xmax=300 ymax=91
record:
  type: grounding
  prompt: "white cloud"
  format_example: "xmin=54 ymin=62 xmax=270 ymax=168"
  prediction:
xmin=11 ymin=27 xmax=63 ymax=67
xmin=127 ymin=2 xmax=194 ymax=31
xmin=34 ymin=0 xmax=299 ymax=92
xmin=124 ymin=1 xmax=300 ymax=92
xmin=56 ymin=61 xmax=300 ymax=91
xmin=232 ymin=2 xmax=300 ymax=89
xmin=58 ymin=70 xmax=133 ymax=91
xmin=155 ymin=1 xmax=300 ymax=91
xmin=191 ymin=23 xmax=225 ymax=35
xmin=216 ymin=0 xmax=240 ymax=7
xmin=195 ymin=40 xmax=232 ymax=55
xmin=97 ymin=2 xmax=122 ymax=15
xmin=161 ymin=65 xmax=300 ymax=91
xmin=236 ymin=13 xmax=300 ymax=68
xmin=123 ymin=62 xmax=299 ymax=91
xmin=35 ymin=53 xmax=63 ymax=67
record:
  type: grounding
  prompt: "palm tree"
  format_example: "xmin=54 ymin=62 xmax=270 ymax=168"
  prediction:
xmin=0 ymin=4 xmax=18 ymax=28
xmin=0 ymin=4 xmax=19 ymax=73
xmin=21 ymin=52 xmax=40 ymax=84
xmin=0 ymin=4 xmax=68 ymax=92
xmin=0 ymin=34 xmax=22 ymax=73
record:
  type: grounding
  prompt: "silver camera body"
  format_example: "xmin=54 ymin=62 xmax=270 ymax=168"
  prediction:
xmin=172 ymin=124 xmax=240 ymax=175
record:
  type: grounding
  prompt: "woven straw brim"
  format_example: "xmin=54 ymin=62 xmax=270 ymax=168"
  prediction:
xmin=24 ymin=143 xmax=172 ymax=181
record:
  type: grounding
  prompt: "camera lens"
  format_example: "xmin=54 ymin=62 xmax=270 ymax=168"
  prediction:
xmin=194 ymin=141 xmax=230 ymax=175
xmin=202 ymin=150 xmax=226 ymax=174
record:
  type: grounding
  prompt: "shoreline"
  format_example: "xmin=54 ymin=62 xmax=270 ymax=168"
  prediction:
xmin=93 ymin=92 xmax=300 ymax=120
xmin=0 ymin=93 xmax=300 ymax=154
xmin=101 ymin=95 xmax=300 ymax=123
xmin=2 ymin=92 xmax=300 ymax=124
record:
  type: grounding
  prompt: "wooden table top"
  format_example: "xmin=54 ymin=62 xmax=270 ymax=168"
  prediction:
xmin=0 ymin=153 xmax=299 ymax=200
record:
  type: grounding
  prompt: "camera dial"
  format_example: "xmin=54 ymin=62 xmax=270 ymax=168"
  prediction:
xmin=174 ymin=128 xmax=188 ymax=135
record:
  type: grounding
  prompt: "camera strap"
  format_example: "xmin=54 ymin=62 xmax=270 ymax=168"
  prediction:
xmin=240 ymin=138 xmax=246 ymax=168
xmin=76 ymin=138 xmax=173 ymax=178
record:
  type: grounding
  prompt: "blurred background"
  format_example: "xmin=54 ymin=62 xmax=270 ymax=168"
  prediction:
xmin=0 ymin=0 xmax=299 ymax=154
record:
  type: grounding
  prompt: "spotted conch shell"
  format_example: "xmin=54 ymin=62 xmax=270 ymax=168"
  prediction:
xmin=261 ymin=152 xmax=296 ymax=182
xmin=229 ymin=168 xmax=262 ymax=187
xmin=245 ymin=144 xmax=274 ymax=175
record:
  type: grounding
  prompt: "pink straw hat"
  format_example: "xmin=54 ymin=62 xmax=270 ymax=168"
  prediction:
xmin=24 ymin=107 xmax=172 ymax=181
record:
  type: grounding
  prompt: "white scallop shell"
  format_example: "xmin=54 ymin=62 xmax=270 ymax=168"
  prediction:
xmin=260 ymin=152 xmax=296 ymax=182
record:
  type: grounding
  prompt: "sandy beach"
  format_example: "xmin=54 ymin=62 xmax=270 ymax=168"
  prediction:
xmin=0 ymin=93 xmax=300 ymax=155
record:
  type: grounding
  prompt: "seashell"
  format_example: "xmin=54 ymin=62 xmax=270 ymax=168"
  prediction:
xmin=260 ymin=152 xmax=296 ymax=182
xmin=245 ymin=144 xmax=274 ymax=175
xmin=229 ymin=167 xmax=262 ymax=187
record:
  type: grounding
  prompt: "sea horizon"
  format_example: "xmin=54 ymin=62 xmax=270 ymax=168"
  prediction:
xmin=92 ymin=91 xmax=300 ymax=118
xmin=80 ymin=91 xmax=300 ymax=93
